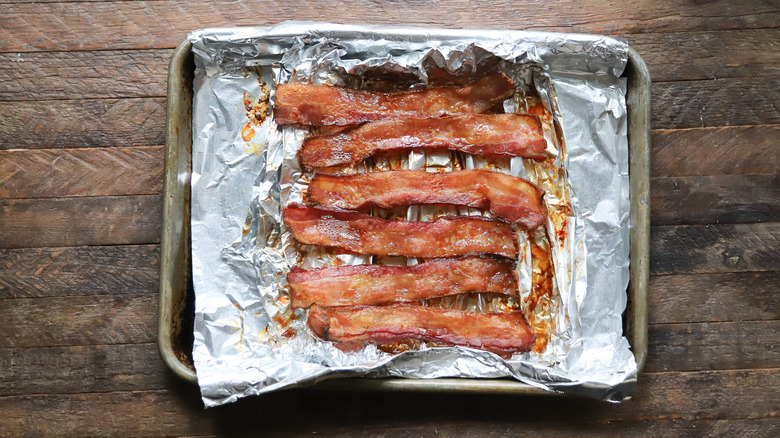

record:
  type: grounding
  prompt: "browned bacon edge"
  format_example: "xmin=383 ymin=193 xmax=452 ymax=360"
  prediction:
xmin=300 ymin=113 xmax=547 ymax=171
xmin=282 ymin=205 xmax=518 ymax=259
xmin=308 ymin=304 xmax=536 ymax=356
xmin=273 ymin=73 xmax=516 ymax=127
xmin=288 ymin=256 xmax=518 ymax=308
xmin=308 ymin=169 xmax=547 ymax=229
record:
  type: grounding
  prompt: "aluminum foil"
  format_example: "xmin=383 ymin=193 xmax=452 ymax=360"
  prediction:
xmin=188 ymin=22 xmax=635 ymax=407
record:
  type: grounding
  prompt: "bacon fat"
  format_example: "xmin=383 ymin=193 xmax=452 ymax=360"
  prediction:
xmin=308 ymin=304 xmax=536 ymax=355
xmin=274 ymin=73 xmax=516 ymax=127
xmin=300 ymin=113 xmax=546 ymax=171
xmin=282 ymin=205 xmax=517 ymax=259
xmin=288 ymin=256 xmax=518 ymax=308
xmin=308 ymin=169 xmax=547 ymax=229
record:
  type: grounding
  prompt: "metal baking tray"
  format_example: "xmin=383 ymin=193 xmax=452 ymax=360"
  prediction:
xmin=158 ymin=35 xmax=650 ymax=393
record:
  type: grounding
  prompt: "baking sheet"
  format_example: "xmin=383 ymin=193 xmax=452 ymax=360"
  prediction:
xmin=187 ymin=22 xmax=635 ymax=407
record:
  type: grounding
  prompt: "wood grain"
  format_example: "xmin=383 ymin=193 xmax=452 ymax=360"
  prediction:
xmin=649 ymin=271 xmax=780 ymax=324
xmin=1 ymin=28 xmax=776 ymax=102
xmin=651 ymin=125 xmax=780 ymax=177
xmin=0 ymin=50 xmax=170 ymax=101
xmin=4 ymin=104 xmax=776 ymax=181
xmin=5 ymin=27 xmax=770 ymax=99
xmin=0 ymin=295 xmax=156 ymax=348
xmin=2 ymin=1 xmax=779 ymax=52
xmin=2 ymin=54 xmax=778 ymax=135
xmin=645 ymin=320 xmax=780 ymax=373
xmin=0 ymin=98 xmax=166 ymax=150
xmin=0 ymin=343 xmax=173 ymax=397
xmin=650 ymin=222 xmax=780 ymax=275
xmin=314 ymin=419 xmax=780 ymax=438
xmin=628 ymin=28 xmax=780 ymax=82
xmin=5 ymin=147 xmax=779 ymax=220
xmin=0 ymin=195 xmax=162 ymax=248
xmin=3 ymin=244 xmax=774 ymax=320
xmin=0 ymin=369 xmax=778 ymax=435
xmin=651 ymin=78 xmax=780 ymax=129
xmin=0 ymin=245 xmax=160 ymax=299
xmin=650 ymin=174 xmax=780 ymax=226
xmin=0 ymin=147 xmax=163 ymax=199
xmin=1 ymin=318 xmax=773 ymax=397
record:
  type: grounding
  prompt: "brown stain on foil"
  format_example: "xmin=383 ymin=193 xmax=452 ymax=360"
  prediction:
xmin=242 ymin=80 xmax=271 ymax=155
xmin=241 ymin=123 xmax=255 ymax=142
xmin=273 ymin=313 xmax=293 ymax=329
xmin=526 ymin=234 xmax=555 ymax=353
xmin=378 ymin=341 xmax=417 ymax=354
xmin=244 ymin=81 xmax=270 ymax=127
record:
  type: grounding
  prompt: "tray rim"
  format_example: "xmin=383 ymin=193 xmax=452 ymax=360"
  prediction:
xmin=158 ymin=33 xmax=650 ymax=394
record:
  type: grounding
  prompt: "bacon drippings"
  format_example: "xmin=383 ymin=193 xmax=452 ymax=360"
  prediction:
xmin=300 ymin=113 xmax=546 ymax=171
xmin=288 ymin=256 xmax=518 ymax=308
xmin=308 ymin=304 xmax=536 ymax=355
xmin=274 ymin=73 xmax=516 ymax=126
xmin=283 ymin=205 xmax=517 ymax=259
xmin=308 ymin=169 xmax=547 ymax=229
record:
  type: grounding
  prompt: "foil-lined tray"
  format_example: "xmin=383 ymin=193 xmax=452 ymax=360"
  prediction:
xmin=158 ymin=22 xmax=650 ymax=407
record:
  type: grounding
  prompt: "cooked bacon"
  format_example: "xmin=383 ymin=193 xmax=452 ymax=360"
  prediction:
xmin=282 ymin=205 xmax=517 ymax=259
xmin=307 ymin=304 xmax=536 ymax=355
xmin=274 ymin=73 xmax=516 ymax=127
xmin=299 ymin=113 xmax=546 ymax=171
xmin=308 ymin=169 xmax=546 ymax=229
xmin=288 ymin=256 xmax=518 ymax=308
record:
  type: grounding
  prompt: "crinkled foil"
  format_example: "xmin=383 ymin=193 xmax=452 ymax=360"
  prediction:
xmin=188 ymin=22 xmax=635 ymax=407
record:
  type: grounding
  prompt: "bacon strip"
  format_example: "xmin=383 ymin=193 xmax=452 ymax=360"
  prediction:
xmin=308 ymin=304 xmax=536 ymax=355
xmin=308 ymin=169 xmax=546 ymax=229
xmin=288 ymin=256 xmax=518 ymax=308
xmin=299 ymin=113 xmax=546 ymax=171
xmin=282 ymin=205 xmax=517 ymax=259
xmin=274 ymin=73 xmax=516 ymax=127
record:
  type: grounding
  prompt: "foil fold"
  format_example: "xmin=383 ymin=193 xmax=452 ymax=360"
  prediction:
xmin=188 ymin=22 xmax=635 ymax=407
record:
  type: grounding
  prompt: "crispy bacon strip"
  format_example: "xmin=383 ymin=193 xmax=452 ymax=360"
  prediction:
xmin=274 ymin=73 xmax=516 ymax=126
xmin=282 ymin=205 xmax=517 ymax=259
xmin=300 ymin=113 xmax=547 ymax=171
xmin=288 ymin=256 xmax=518 ymax=308
xmin=308 ymin=304 xmax=536 ymax=355
xmin=308 ymin=169 xmax=546 ymax=229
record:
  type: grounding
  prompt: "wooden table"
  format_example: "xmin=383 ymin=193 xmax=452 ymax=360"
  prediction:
xmin=1 ymin=2 xmax=778 ymax=436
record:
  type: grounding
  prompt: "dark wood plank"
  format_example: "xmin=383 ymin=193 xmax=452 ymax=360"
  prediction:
xmin=0 ymin=98 xmax=165 ymax=150
xmin=1 ymin=1 xmax=779 ymax=52
xmin=649 ymin=271 xmax=780 ymax=324
xmin=0 ymin=195 xmax=162 ymax=248
xmin=0 ymin=395 xmax=778 ymax=438
xmin=0 ymin=245 xmax=159 ymax=299
xmin=1 ymin=28 xmax=776 ymax=102
xmin=0 ymin=343 xmax=173 ymax=397
xmin=16 ymin=28 xmax=780 ymax=100
xmin=629 ymin=29 xmax=780 ymax=82
xmin=0 ymin=369 xmax=777 ymax=435
xmin=650 ymin=222 xmax=780 ymax=275
xmin=0 ymin=147 xmax=163 ymax=199
xmin=646 ymin=320 xmax=780 ymax=373
xmin=650 ymin=174 xmax=780 ymax=226
xmin=7 ymin=154 xmax=778 ymax=222
xmin=268 ymin=419 xmax=780 ymax=438
xmin=0 ymin=50 xmax=169 ymax=101
xmin=4 ymin=105 xmax=775 ymax=180
xmin=652 ymin=78 xmax=780 ymax=130
xmin=2 ymin=317 xmax=773 ymax=398
xmin=0 ymin=295 xmax=156 ymax=348
xmin=651 ymin=125 xmax=780 ymax=177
